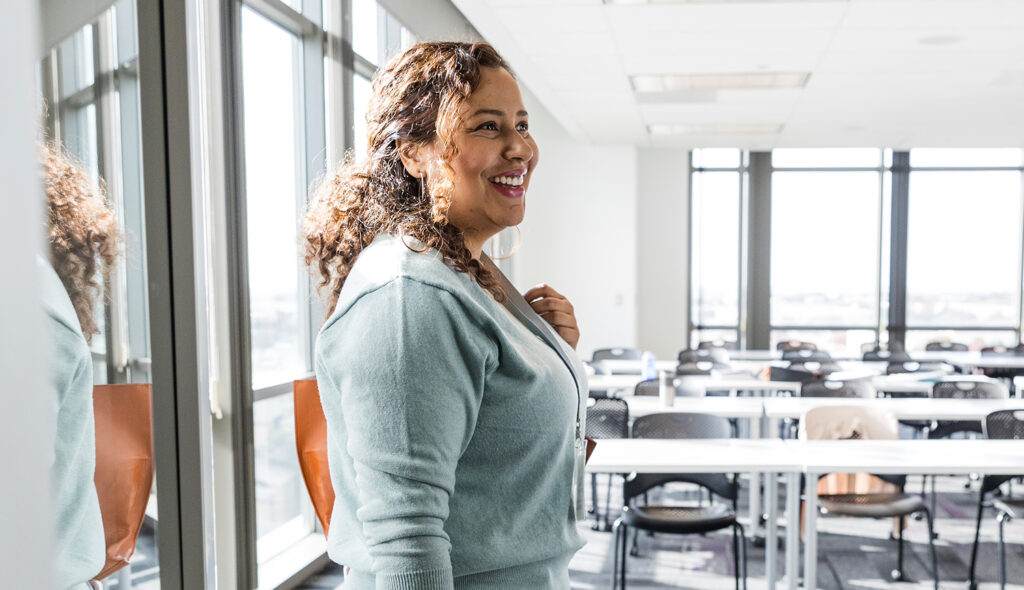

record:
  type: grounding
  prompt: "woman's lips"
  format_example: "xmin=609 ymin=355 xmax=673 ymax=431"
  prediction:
xmin=489 ymin=181 xmax=525 ymax=198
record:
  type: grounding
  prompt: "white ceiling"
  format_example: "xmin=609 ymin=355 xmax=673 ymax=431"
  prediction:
xmin=451 ymin=0 xmax=1024 ymax=149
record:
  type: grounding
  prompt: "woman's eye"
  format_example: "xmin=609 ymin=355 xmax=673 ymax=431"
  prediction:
xmin=517 ymin=122 xmax=529 ymax=133
xmin=477 ymin=121 xmax=498 ymax=131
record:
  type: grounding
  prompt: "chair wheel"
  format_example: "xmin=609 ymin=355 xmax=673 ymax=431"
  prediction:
xmin=914 ymin=512 xmax=923 ymax=521
xmin=890 ymin=569 xmax=904 ymax=582
xmin=629 ymin=547 xmax=639 ymax=557
xmin=966 ymin=583 xmax=977 ymax=590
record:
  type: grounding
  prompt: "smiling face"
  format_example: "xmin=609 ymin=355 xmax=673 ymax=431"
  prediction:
xmin=428 ymin=67 xmax=538 ymax=255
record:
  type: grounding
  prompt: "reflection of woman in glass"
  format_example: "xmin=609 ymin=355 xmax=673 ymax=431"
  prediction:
xmin=41 ymin=140 xmax=119 ymax=589
xmin=303 ymin=42 xmax=587 ymax=589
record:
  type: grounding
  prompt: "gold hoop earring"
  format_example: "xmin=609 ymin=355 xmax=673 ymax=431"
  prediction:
xmin=491 ymin=225 xmax=522 ymax=261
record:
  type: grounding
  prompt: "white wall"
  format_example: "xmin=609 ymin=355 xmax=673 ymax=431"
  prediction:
xmin=513 ymin=87 xmax=638 ymax=360
xmin=0 ymin=0 xmax=52 ymax=584
xmin=636 ymin=149 xmax=690 ymax=360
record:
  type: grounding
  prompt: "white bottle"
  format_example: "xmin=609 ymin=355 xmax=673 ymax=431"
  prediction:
xmin=641 ymin=351 xmax=657 ymax=381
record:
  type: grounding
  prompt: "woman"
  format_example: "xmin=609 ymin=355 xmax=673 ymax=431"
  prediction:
xmin=41 ymin=139 xmax=119 ymax=589
xmin=303 ymin=42 xmax=588 ymax=588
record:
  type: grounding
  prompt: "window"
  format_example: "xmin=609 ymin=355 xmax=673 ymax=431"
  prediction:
xmin=689 ymin=147 xmax=1024 ymax=354
xmin=905 ymin=148 xmax=1024 ymax=349
xmin=240 ymin=5 xmax=315 ymax=563
xmin=768 ymin=149 xmax=885 ymax=355
xmin=689 ymin=149 xmax=743 ymax=348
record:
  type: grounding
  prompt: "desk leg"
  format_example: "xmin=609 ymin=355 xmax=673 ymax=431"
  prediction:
xmin=785 ymin=471 xmax=800 ymax=590
xmin=749 ymin=416 xmax=763 ymax=540
xmin=804 ymin=472 xmax=819 ymax=589
xmin=766 ymin=469 xmax=779 ymax=589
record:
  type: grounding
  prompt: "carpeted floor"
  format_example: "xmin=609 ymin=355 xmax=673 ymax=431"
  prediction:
xmin=297 ymin=474 xmax=1024 ymax=590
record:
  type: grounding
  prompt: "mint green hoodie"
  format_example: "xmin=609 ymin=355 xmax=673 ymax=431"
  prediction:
xmin=315 ymin=235 xmax=586 ymax=590
xmin=40 ymin=258 xmax=105 ymax=589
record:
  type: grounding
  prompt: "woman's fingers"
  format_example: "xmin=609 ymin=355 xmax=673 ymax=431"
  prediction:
xmin=524 ymin=284 xmax=580 ymax=349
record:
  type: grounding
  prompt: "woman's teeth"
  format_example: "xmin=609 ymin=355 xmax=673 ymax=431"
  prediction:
xmin=490 ymin=175 xmax=524 ymax=186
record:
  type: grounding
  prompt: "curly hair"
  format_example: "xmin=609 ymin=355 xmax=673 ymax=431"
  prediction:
xmin=303 ymin=41 xmax=512 ymax=315
xmin=42 ymin=140 xmax=120 ymax=341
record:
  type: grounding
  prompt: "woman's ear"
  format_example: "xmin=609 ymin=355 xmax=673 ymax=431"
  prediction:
xmin=395 ymin=139 xmax=431 ymax=179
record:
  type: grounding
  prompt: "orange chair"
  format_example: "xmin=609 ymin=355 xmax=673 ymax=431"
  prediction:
xmin=294 ymin=379 xmax=335 ymax=536
xmin=91 ymin=383 xmax=155 ymax=582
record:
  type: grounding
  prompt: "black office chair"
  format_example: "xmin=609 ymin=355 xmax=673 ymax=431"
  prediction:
xmin=675 ymin=360 xmax=715 ymax=377
xmin=788 ymin=360 xmax=842 ymax=376
xmin=633 ymin=378 xmax=659 ymax=396
xmin=924 ymin=378 xmax=1010 ymax=516
xmin=678 ymin=347 xmax=729 ymax=367
xmin=979 ymin=345 xmax=1024 ymax=380
xmin=781 ymin=349 xmax=833 ymax=363
xmin=777 ymin=340 xmax=817 ymax=352
xmin=593 ymin=347 xmax=642 ymax=362
xmin=925 ymin=341 xmax=968 ymax=352
xmin=698 ymin=339 xmax=738 ymax=351
xmin=863 ymin=347 xmax=911 ymax=362
xmin=800 ymin=406 xmax=939 ymax=589
xmin=585 ymin=398 xmax=629 ymax=531
xmin=612 ymin=413 xmax=746 ymax=590
xmin=801 ymin=378 xmax=876 ymax=398
xmin=967 ymin=409 xmax=1024 ymax=590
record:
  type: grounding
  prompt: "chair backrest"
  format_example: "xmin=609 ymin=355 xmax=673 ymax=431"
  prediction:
xmin=787 ymin=360 xmax=841 ymax=375
xmin=698 ymin=339 xmax=738 ymax=351
xmin=592 ymin=347 xmax=641 ymax=362
xmin=294 ymin=379 xmax=335 ymax=536
xmin=777 ymin=340 xmax=817 ymax=352
xmin=984 ymin=410 xmax=1024 ymax=440
xmin=586 ymin=398 xmax=629 ymax=439
xmin=675 ymin=361 xmax=715 ymax=376
xmin=981 ymin=345 xmax=1016 ymax=356
xmin=885 ymin=360 xmax=947 ymax=375
xmin=925 ymin=341 xmax=968 ymax=352
xmin=801 ymin=378 xmax=876 ymax=398
xmin=932 ymin=378 xmax=1009 ymax=400
xmin=769 ymin=366 xmax=823 ymax=384
xmin=92 ymin=384 xmax=155 ymax=581
xmin=678 ymin=347 xmax=729 ymax=366
xmin=799 ymin=405 xmax=898 ymax=441
xmin=782 ymin=349 xmax=832 ymax=363
xmin=979 ymin=410 xmax=1024 ymax=493
xmin=799 ymin=405 xmax=904 ymax=489
xmin=863 ymin=348 xmax=911 ymax=362
xmin=632 ymin=412 xmax=731 ymax=439
xmin=627 ymin=412 xmax=736 ymax=501
xmin=634 ymin=378 xmax=659 ymax=396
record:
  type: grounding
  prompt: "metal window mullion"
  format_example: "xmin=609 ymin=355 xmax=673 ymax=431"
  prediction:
xmin=738 ymin=153 xmax=749 ymax=349
xmin=137 ymin=0 xmax=217 ymax=586
xmin=42 ymin=50 xmax=61 ymax=139
xmin=888 ymin=152 xmax=910 ymax=350
xmin=340 ymin=0 xmax=356 ymax=155
xmin=1017 ymin=168 xmax=1024 ymax=344
xmin=746 ymin=152 xmax=771 ymax=349
xmin=95 ymin=8 xmax=132 ymax=384
xmin=222 ymin=0 xmax=259 ymax=586
xmin=685 ymin=151 xmax=694 ymax=347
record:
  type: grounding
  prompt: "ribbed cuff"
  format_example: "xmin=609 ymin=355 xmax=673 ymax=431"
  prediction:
xmin=378 ymin=567 xmax=454 ymax=590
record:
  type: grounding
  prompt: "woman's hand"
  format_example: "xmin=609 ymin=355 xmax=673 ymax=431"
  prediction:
xmin=524 ymin=284 xmax=580 ymax=350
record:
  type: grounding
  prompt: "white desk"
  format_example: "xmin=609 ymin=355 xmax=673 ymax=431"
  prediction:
xmin=622 ymin=396 xmax=766 ymax=418
xmin=795 ymin=439 xmax=1024 ymax=589
xmin=585 ymin=438 xmax=797 ymax=588
xmin=587 ymin=374 xmax=802 ymax=396
xmin=594 ymin=359 xmax=678 ymax=374
xmin=764 ymin=397 xmax=1024 ymax=424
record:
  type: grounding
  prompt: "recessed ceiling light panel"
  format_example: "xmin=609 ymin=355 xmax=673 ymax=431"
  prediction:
xmin=632 ymin=72 xmax=810 ymax=92
xmin=649 ymin=123 xmax=783 ymax=135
